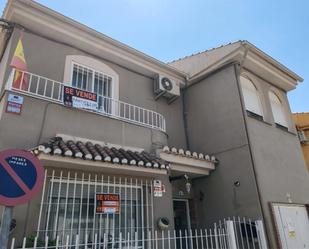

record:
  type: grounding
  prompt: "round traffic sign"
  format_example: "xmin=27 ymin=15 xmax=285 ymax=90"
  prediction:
xmin=0 ymin=149 xmax=44 ymax=206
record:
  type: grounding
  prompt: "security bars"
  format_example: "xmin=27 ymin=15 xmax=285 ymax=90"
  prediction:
xmin=6 ymin=68 xmax=166 ymax=132
xmin=12 ymin=228 xmax=231 ymax=249
xmin=36 ymin=170 xmax=155 ymax=248
xmin=9 ymin=221 xmax=267 ymax=249
xmin=71 ymin=63 xmax=113 ymax=113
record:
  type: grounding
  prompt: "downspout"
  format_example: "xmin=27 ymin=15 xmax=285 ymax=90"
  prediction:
xmin=235 ymin=42 xmax=270 ymax=245
xmin=181 ymin=77 xmax=190 ymax=150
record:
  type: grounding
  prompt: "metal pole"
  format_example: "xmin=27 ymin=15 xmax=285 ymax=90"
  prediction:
xmin=0 ymin=206 xmax=13 ymax=249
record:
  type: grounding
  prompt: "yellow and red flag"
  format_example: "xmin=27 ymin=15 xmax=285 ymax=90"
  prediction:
xmin=10 ymin=34 xmax=28 ymax=90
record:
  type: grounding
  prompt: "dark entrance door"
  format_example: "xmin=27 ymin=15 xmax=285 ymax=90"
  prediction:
xmin=173 ymin=199 xmax=191 ymax=248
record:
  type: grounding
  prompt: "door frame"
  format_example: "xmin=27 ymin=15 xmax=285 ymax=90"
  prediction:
xmin=173 ymin=198 xmax=192 ymax=231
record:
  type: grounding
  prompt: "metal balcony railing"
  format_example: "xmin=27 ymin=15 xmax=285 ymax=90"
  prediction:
xmin=6 ymin=68 xmax=166 ymax=132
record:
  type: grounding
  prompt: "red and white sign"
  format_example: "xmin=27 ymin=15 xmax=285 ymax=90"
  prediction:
xmin=6 ymin=94 xmax=24 ymax=115
xmin=63 ymin=86 xmax=98 ymax=111
xmin=95 ymin=193 xmax=120 ymax=214
xmin=154 ymin=180 xmax=163 ymax=197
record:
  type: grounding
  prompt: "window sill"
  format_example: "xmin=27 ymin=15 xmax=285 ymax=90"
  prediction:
xmin=275 ymin=123 xmax=297 ymax=136
xmin=246 ymin=110 xmax=266 ymax=122
xmin=275 ymin=123 xmax=288 ymax=131
xmin=246 ymin=111 xmax=273 ymax=127
xmin=245 ymin=111 xmax=297 ymax=137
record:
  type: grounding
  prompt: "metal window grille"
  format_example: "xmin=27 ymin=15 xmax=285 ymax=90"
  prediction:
xmin=72 ymin=63 xmax=113 ymax=113
xmin=36 ymin=170 xmax=155 ymax=247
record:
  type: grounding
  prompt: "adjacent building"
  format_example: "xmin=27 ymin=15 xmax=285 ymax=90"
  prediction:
xmin=0 ymin=0 xmax=308 ymax=248
xmin=293 ymin=112 xmax=309 ymax=171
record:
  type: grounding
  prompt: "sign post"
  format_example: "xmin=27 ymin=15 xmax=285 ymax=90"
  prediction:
xmin=0 ymin=150 xmax=44 ymax=249
xmin=0 ymin=207 xmax=13 ymax=249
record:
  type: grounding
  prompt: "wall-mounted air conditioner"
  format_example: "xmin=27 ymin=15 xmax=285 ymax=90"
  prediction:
xmin=154 ymin=75 xmax=180 ymax=101
xmin=297 ymin=129 xmax=308 ymax=144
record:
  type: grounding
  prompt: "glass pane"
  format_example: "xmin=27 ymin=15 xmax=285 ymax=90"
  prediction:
xmin=107 ymin=77 xmax=112 ymax=97
xmin=87 ymin=71 xmax=93 ymax=92
xmin=71 ymin=64 xmax=93 ymax=91
xmin=94 ymin=75 xmax=98 ymax=93
xmin=98 ymin=75 xmax=103 ymax=95
xmin=72 ymin=65 xmax=77 ymax=87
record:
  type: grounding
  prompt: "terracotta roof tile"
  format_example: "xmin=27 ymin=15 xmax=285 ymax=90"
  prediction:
xmin=162 ymin=146 xmax=217 ymax=163
xmin=34 ymin=137 xmax=169 ymax=170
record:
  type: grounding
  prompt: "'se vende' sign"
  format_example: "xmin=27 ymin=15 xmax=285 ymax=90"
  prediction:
xmin=63 ymin=86 xmax=98 ymax=111
xmin=95 ymin=193 xmax=120 ymax=214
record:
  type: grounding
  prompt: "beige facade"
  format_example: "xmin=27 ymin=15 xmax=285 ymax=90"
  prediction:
xmin=0 ymin=1 xmax=308 ymax=249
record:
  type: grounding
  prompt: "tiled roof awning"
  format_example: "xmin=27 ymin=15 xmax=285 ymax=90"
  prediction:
xmin=161 ymin=146 xmax=217 ymax=163
xmin=33 ymin=137 xmax=168 ymax=170
xmin=159 ymin=146 xmax=217 ymax=177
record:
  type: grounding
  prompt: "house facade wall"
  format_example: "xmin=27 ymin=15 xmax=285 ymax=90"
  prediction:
xmin=0 ymin=28 xmax=187 ymax=243
xmin=239 ymin=70 xmax=309 ymax=248
xmin=0 ymin=8 xmax=307 ymax=248
xmin=0 ymin=28 xmax=187 ymax=151
xmin=184 ymin=64 xmax=263 ymax=225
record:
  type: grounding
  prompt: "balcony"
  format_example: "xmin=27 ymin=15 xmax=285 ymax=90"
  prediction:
xmin=5 ymin=68 xmax=166 ymax=132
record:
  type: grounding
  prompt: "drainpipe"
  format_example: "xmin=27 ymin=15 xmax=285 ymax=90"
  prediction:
xmin=235 ymin=41 xmax=270 ymax=246
xmin=181 ymin=76 xmax=190 ymax=150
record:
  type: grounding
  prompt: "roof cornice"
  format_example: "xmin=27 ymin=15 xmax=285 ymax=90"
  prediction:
xmin=241 ymin=41 xmax=303 ymax=82
xmin=188 ymin=43 xmax=301 ymax=91
xmin=3 ymin=0 xmax=188 ymax=80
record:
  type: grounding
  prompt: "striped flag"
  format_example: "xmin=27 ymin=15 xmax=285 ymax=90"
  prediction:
xmin=10 ymin=34 xmax=28 ymax=90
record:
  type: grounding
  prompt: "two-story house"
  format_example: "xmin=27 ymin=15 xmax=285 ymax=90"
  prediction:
xmin=0 ymin=1 xmax=308 ymax=249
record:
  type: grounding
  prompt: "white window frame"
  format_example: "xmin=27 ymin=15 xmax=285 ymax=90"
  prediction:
xmin=63 ymin=55 xmax=119 ymax=101
xmin=240 ymin=75 xmax=263 ymax=117
xmin=269 ymin=90 xmax=288 ymax=128
xmin=70 ymin=62 xmax=114 ymax=97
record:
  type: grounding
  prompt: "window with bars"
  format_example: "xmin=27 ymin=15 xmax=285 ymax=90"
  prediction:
xmin=38 ymin=171 xmax=155 ymax=247
xmin=71 ymin=63 xmax=113 ymax=113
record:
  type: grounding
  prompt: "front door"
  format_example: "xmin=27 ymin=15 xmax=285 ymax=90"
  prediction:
xmin=173 ymin=199 xmax=191 ymax=248
xmin=273 ymin=204 xmax=309 ymax=249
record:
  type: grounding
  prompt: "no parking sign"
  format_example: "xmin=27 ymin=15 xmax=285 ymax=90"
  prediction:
xmin=0 ymin=149 xmax=44 ymax=249
xmin=0 ymin=149 xmax=44 ymax=206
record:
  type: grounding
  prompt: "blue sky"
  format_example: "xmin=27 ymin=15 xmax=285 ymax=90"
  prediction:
xmin=1 ymin=0 xmax=308 ymax=112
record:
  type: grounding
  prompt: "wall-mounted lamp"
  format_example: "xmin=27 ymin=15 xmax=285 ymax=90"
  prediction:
xmin=170 ymin=174 xmax=191 ymax=194
xmin=184 ymin=174 xmax=191 ymax=194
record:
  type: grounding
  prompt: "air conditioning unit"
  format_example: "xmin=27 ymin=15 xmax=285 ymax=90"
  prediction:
xmin=297 ymin=129 xmax=308 ymax=144
xmin=154 ymin=75 xmax=180 ymax=99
